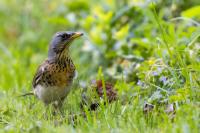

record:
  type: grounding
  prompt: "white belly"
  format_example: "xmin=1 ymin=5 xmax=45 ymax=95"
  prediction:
xmin=34 ymin=85 xmax=71 ymax=104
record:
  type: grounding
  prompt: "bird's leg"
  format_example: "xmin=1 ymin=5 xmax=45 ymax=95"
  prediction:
xmin=53 ymin=97 xmax=65 ymax=109
xmin=52 ymin=97 xmax=66 ymax=116
xmin=43 ymin=103 xmax=53 ymax=120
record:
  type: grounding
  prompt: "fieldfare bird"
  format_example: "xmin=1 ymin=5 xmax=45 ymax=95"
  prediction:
xmin=32 ymin=31 xmax=83 ymax=107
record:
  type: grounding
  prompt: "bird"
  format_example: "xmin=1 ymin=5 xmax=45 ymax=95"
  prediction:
xmin=32 ymin=31 xmax=83 ymax=108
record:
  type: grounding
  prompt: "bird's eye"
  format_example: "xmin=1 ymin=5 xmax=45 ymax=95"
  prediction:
xmin=62 ymin=33 xmax=71 ymax=39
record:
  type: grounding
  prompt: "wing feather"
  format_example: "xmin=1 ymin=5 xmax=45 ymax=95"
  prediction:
xmin=32 ymin=60 xmax=49 ymax=88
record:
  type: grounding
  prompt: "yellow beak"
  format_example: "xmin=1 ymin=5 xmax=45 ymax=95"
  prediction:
xmin=71 ymin=32 xmax=83 ymax=39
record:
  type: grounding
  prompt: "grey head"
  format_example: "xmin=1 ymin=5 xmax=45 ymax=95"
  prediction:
xmin=48 ymin=31 xmax=83 ymax=59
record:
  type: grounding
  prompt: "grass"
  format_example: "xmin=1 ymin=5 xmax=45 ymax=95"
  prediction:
xmin=0 ymin=88 xmax=199 ymax=132
xmin=0 ymin=0 xmax=200 ymax=133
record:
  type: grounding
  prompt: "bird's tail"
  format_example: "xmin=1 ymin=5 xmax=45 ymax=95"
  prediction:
xmin=17 ymin=91 xmax=34 ymax=97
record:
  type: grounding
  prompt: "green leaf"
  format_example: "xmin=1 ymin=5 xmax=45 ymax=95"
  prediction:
xmin=181 ymin=6 xmax=200 ymax=18
xmin=114 ymin=25 xmax=129 ymax=40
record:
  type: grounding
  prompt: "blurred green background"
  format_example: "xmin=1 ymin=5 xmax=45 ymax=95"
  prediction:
xmin=0 ymin=0 xmax=199 ymax=89
xmin=0 ymin=0 xmax=200 ymax=132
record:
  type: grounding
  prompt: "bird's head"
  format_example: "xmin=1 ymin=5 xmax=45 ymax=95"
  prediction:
xmin=48 ymin=31 xmax=83 ymax=59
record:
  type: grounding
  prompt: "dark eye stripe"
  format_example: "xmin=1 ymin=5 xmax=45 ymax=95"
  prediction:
xmin=64 ymin=34 xmax=70 ymax=38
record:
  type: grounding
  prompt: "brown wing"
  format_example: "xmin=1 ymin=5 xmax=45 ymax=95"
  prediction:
xmin=32 ymin=60 xmax=49 ymax=88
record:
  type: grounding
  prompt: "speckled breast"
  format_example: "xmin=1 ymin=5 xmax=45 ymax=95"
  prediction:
xmin=33 ymin=57 xmax=76 ymax=104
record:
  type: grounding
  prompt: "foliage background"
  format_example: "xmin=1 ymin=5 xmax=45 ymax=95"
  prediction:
xmin=0 ymin=0 xmax=199 ymax=132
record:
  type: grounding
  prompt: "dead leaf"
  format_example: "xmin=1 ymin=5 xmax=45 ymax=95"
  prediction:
xmin=93 ymin=80 xmax=118 ymax=102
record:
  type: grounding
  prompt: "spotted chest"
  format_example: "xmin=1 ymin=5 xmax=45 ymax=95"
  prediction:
xmin=33 ymin=57 xmax=76 ymax=104
xmin=43 ymin=60 xmax=75 ymax=87
xmin=35 ymin=58 xmax=75 ymax=85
